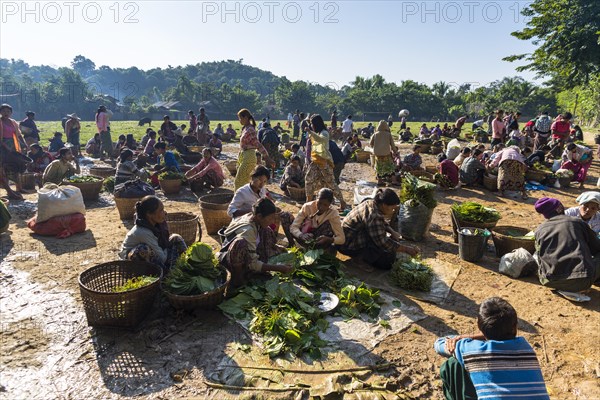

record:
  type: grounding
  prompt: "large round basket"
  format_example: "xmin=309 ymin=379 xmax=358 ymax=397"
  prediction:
xmin=287 ymin=186 xmax=306 ymax=202
xmin=525 ymin=169 xmax=547 ymax=182
xmin=450 ymin=209 xmax=498 ymax=244
xmin=159 ymin=179 xmax=182 ymax=195
xmin=224 ymin=160 xmax=237 ymax=177
xmin=221 ymin=132 xmax=232 ymax=142
xmin=114 ymin=196 xmax=143 ymax=220
xmin=78 ymin=261 xmax=163 ymax=328
xmin=410 ymin=170 xmax=436 ymax=183
xmin=199 ymin=193 xmax=234 ymax=234
xmin=483 ymin=174 xmax=498 ymax=192
xmin=182 ymin=135 xmax=199 ymax=146
xmin=187 ymin=146 xmax=204 ymax=153
xmin=19 ymin=173 xmax=36 ymax=190
xmin=558 ymin=176 xmax=571 ymax=188
xmin=491 ymin=226 xmax=535 ymax=257
xmin=89 ymin=166 xmax=116 ymax=179
xmin=355 ymin=150 xmax=370 ymax=163
xmin=162 ymin=266 xmax=231 ymax=310
xmin=425 ymin=165 xmax=438 ymax=175
xmin=182 ymin=152 xmax=202 ymax=164
xmin=430 ymin=146 xmax=443 ymax=155
xmin=166 ymin=212 xmax=201 ymax=245
xmin=63 ymin=177 xmax=104 ymax=201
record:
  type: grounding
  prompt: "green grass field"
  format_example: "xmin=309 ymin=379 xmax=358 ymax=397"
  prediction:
xmin=34 ymin=120 xmax=458 ymax=145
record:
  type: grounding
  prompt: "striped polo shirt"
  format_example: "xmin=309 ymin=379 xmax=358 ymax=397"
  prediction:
xmin=435 ymin=336 xmax=549 ymax=400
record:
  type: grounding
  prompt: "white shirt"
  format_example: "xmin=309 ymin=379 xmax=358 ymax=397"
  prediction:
xmin=342 ymin=118 xmax=353 ymax=133
xmin=227 ymin=183 xmax=267 ymax=218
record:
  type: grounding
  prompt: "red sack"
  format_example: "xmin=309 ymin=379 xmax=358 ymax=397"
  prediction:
xmin=28 ymin=213 xmax=86 ymax=238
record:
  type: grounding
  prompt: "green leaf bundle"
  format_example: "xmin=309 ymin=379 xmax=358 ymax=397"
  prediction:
xmin=164 ymin=242 xmax=222 ymax=295
xmin=451 ymin=201 xmax=501 ymax=223
xmin=400 ymin=173 xmax=437 ymax=209
xmin=390 ymin=258 xmax=434 ymax=292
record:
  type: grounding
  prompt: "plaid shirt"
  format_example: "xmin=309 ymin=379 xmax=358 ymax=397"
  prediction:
xmin=342 ymin=199 xmax=399 ymax=254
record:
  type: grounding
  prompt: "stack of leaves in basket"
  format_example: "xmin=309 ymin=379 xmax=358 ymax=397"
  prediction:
xmin=164 ymin=243 xmax=222 ymax=295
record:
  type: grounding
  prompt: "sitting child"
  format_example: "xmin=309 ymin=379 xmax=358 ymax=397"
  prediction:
xmin=434 ymin=297 xmax=549 ymax=400
xmin=48 ymin=132 xmax=65 ymax=156
xmin=280 ymin=156 xmax=304 ymax=194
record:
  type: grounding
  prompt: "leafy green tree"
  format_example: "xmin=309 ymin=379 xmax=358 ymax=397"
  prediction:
xmin=504 ymin=0 xmax=600 ymax=87
xmin=71 ymin=55 xmax=96 ymax=78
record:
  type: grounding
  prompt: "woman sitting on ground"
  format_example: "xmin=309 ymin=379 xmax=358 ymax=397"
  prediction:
xmin=402 ymin=145 xmax=423 ymax=171
xmin=564 ymin=191 xmax=600 ymax=234
xmin=453 ymin=147 xmax=471 ymax=168
xmin=85 ymin=133 xmax=102 ymax=158
xmin=115 ymin=149 xmax=148 ymax=185
xmin=290 ymin=188 xmax=344 ymax=251
xmin=459 ymin=148 xmax=486 ymax=186
xmin=119 ymin=195 xmax=187 ymax=270
xmin=280 ymin=156 xmax=304 ymax=195
xmin=228 ymin=165 xmax=296 ymax=246
xmin=207 ymin=133 xmax=223 ymax=154
xmin=489 ymin=145 xmax=528 ymax=199
xmin=27 ymin=144 xmax=53 ymax=174
xmin=338 ymin=188 xmax=419 ymax=270
xmin=184 ymin=148 xmax=224 ymax=193
xmin=125 ymin=134 xmax=138 ymax=150
xmin=561 ymin=142 xmax=593 ymax=188
xmin=226 ymin=124 xmax=237 ymax=140
xmin=436 ymin=153 xmax=459 ymax=189
xmin=219 ymin=198 xmax=294 ymax=287
xmin=42 ymin=147 xmax=80 ymax=185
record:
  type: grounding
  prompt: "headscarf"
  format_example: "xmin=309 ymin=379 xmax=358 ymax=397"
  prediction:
xmin=376 ymin=120 xmax=390 ymax=133
xmin=576 ymin=191 xmax=600 ymax=206
xmin=534 ymin=197 xmax=563 ymax=219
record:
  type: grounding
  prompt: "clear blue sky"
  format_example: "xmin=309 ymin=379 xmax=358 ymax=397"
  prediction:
xmin=1 ymin=1 xmax=538 ymax=87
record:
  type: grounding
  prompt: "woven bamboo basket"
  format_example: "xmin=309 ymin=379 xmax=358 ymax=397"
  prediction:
xmin=187 ymin=146 xmax=204 ymax=153
xmin=483 ymin=174 xmax=498 ymax=192
xmin=491 ymin=226 xmax=535 ymax=257
xmin=451 ymin=209 xmax=498 ymax=243
xmin=224 ymin=160 xmax=237 ymax=177
xmin=19 ymin=173 xmax=36 ymax=190
xmin=425 ymin=166 xmax=438 ymax=174
xmin=355 ymin=150 xmax=370 ymax=163
xmin=159 ymin=179 xmax=182 ymax=195
xmin=430 ymin=146 xmax=443 ymax=155
xmin=558 ymin=176 xmax=571 ymax=188
xmin=182 ymin=152 xmax=202 ymax=164
xmin=410 ymin=170 xmax=435 ymax=183
xmin=221 ymin=132 xmax=232 ymax=142
xmin=63 ymin=177 xmax=104 ymax=201
xmin=89 ymin=166 xmax=116 ymax=179
xmin=78 ymin=261 xmax=163 ymax=328
xmin=287 ymin=186 xmax=306 ymax=202
xmin=199 ymin=193 xmax=234 ymax=234
xmin=525 ymin=169 xmax=548 ymax=182
xmin=166 ymin=212 xmax=201 ymax=245
xmin=114 ymin=196 xmax=143 ymax=220
xmin=162 ymin=266 xmax=231 ymax=310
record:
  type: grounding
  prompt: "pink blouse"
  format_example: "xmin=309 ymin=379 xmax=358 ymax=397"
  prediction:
xmin=239 ymin=125 xmax=268 ymax=157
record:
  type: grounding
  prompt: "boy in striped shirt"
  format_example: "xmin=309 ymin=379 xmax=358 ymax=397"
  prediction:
xmin=434 ymin=297 xmax=549 ymax=400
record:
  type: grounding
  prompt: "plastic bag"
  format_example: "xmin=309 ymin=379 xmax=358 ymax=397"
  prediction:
xmin=399 ymin=200 xmax=434 ymax=241
xmin=28 ymin=213 xmax=86 ymax=238
xmin=37 ymin=184 xmax=85 ymax=223
xmin=353 ymin=183 xmax=378 ymax=205
xmin=114 ymin=179 xmax=155 ymax=199
xmin=446 ymin=139 xmax=461 ymax=160
xmin=499 ymin=248 xmax=537 ymax=278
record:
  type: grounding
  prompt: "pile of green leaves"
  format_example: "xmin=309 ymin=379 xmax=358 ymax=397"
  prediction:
xmin=103 ymin=176 xmax=115 ymax=193
xmin=112 ymin=275 xmax=158 ymax=293
xmin=532 ymin=162 xmax=551 ymax=172
xmin=164 ymin=243 xmax=222 ymax=295
xmin=451 ymin=201 xmax=501 ymax=223
xmin=158 ymin=171 xmax=184 ymax=181
xmin=400 ymin=173 xmax=437 ymax=209
xmin=65 ymin=175 xmax=102 ymax=183
xmin=390 ymin=258 xmax=434 ymax=292
xmin=219 ymin=248 xmax=382 ymax=359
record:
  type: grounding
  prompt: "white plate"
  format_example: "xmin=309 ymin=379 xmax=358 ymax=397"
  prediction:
xmin=317 ymin=292 xmax=339 ymax=312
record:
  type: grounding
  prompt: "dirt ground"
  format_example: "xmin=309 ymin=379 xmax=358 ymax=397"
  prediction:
xmin=1 ymin=135 xmax=599 ymax=400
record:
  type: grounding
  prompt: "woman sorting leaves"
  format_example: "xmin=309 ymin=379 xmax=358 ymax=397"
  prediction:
xmin=119 ymin=195 xmax=187 ymax=270
xmin=338 ymin=189 xmax=419 ymax=270
xmin=115 ymin=149 xmax=148 ymax=185
xmin=290 ymin=188 xmax=345 ymax=251
xmin=219 ymin=198 xmax=294 ymax=287
xmin=185 ymin=148 xmax=225 ymax=193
